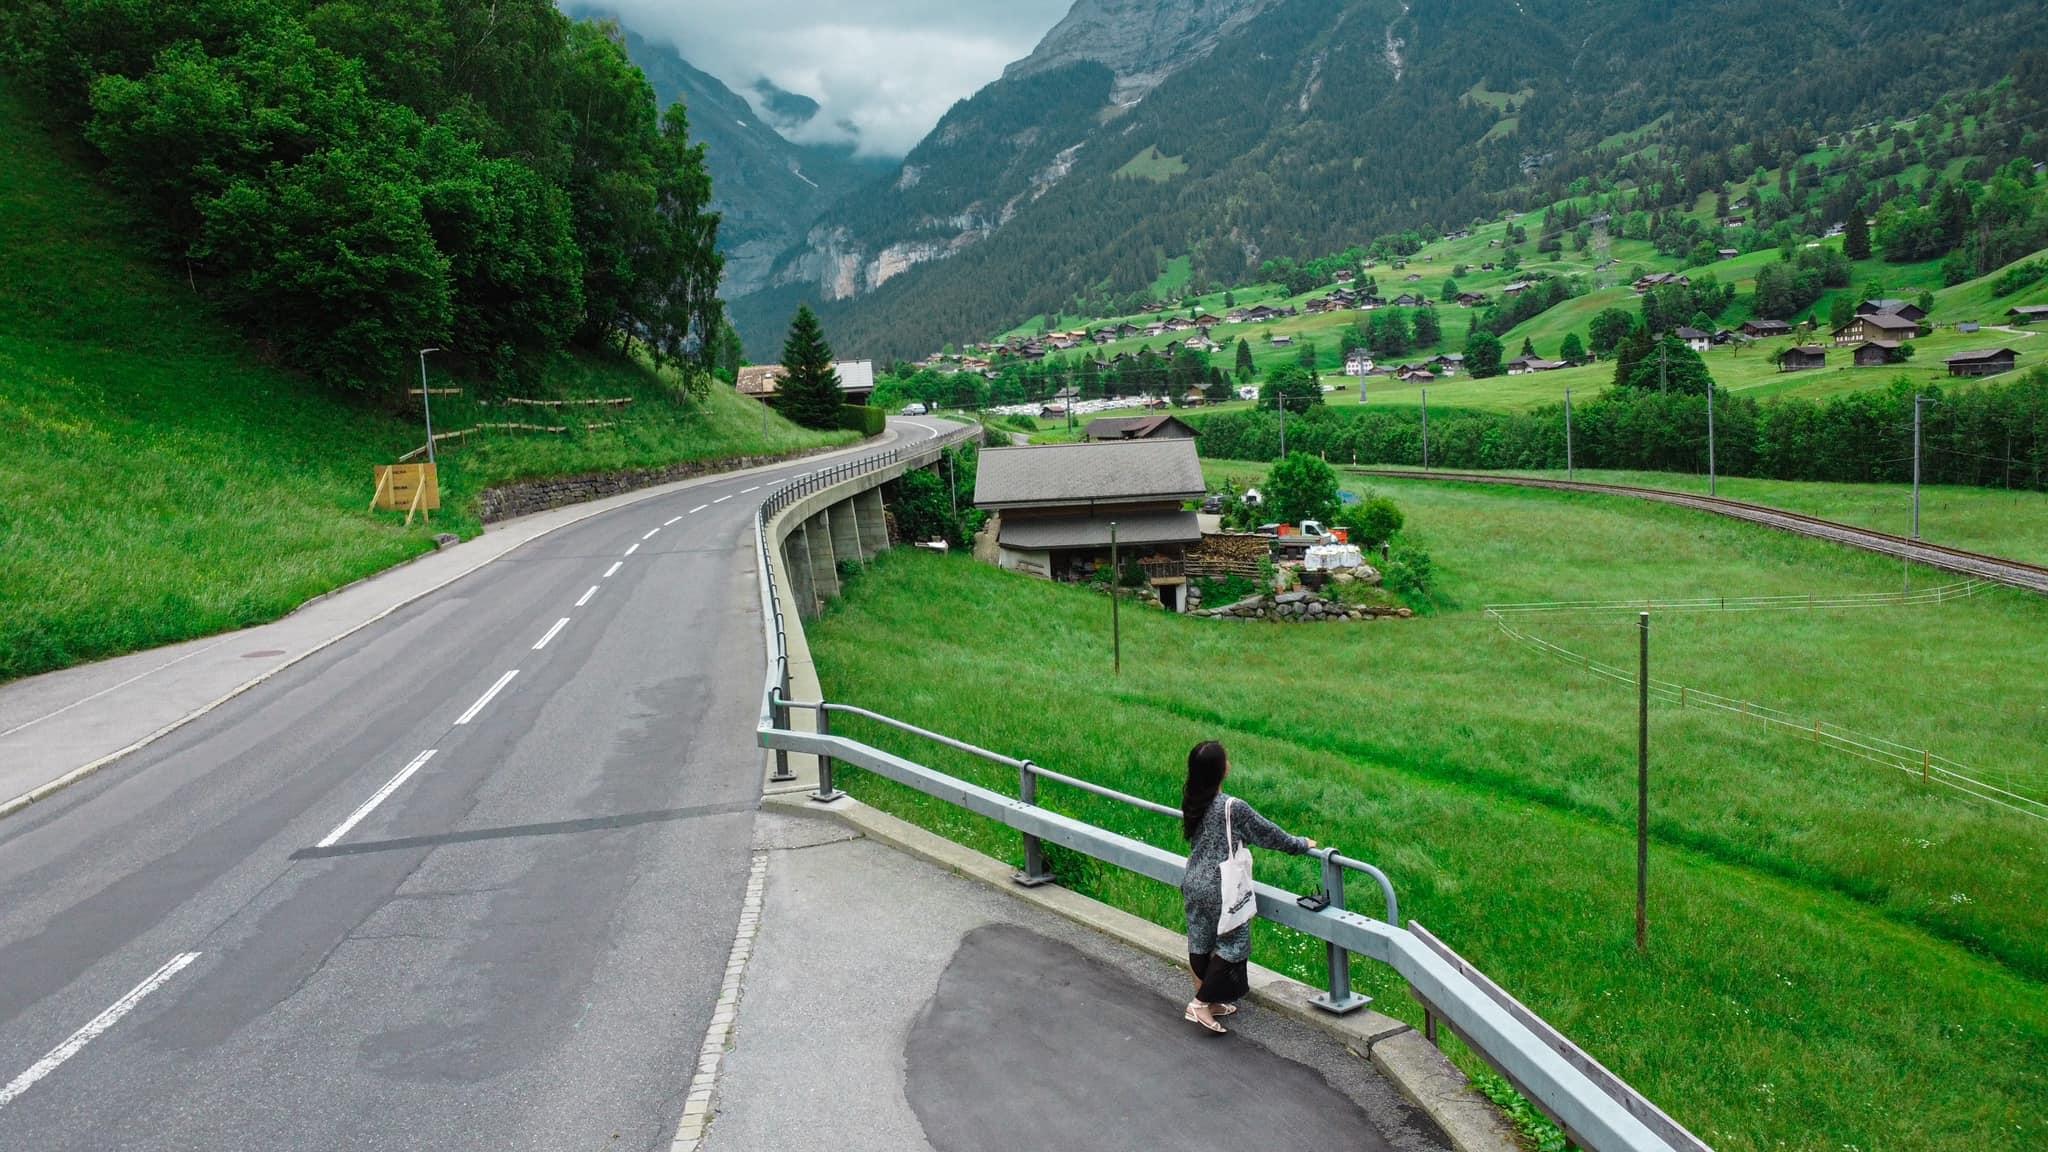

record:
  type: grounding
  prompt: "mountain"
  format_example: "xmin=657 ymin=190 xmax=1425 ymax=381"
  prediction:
xmin=569 ymin=8 xmax=889 ymax=298
xmin=729 ymin=0 xmax=2048 ymax=361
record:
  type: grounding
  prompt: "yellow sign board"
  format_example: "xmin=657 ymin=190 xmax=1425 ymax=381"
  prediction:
xmin=371 ymin=463 xmax=440 ymax=524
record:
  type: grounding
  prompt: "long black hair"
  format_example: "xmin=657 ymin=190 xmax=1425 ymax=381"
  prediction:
xmin=1182 ymin=740 xmax=1229 ymax=841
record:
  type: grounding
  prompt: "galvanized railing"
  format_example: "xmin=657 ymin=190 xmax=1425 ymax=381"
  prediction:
xmin=749 ymin=422 xmax=1703 ymax=1152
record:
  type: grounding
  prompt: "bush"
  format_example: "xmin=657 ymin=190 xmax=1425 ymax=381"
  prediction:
xmin=1265 ymin=452 xmax=1341 ymax=524
xmin=1335 ymin=494 xmax=1404 ymax=548
xmin=838 ymin=404 xmax=886 ymax=436
xmin=1992 ymin=259 xmax=2048 ymax=297
xmin=1384 ymin=546 xmax=1436 ymax=603
xmin=1194 ymin=574 xmax=1259 ymax=604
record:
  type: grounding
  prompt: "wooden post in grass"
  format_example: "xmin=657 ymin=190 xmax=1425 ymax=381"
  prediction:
xmin=1110 ymin=521 xmax=1121 ymax=676
xmin=1637 ymin=611 xmax=1650 ymax=953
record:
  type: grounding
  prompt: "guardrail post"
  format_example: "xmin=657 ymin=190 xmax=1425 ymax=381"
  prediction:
xmin=769 ymin=656 xmax=795 ymax=782
xmin=1012 ymin=761 xmax=1055 ymax=887
xmin=1309 ymin=852 xmax=1370 ymax=1014
xmin=809 ymin=703 xmax=845 ymax=803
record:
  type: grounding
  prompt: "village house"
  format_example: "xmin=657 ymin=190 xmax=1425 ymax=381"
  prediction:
xmin=1852 ymin=341 xmax=1906 ymax=367
xmin=2008 ymin=305 xmax=2048 ymax=325
xmin=1633 ymin=272 xmax=1691 ymax=294
xmin=1717 ymin=248 xmax=1739 ymax=261
xmin=735 ymin=359 xmax=877 ymax=405
xmin=973 ymin=439 xmax=1206 ymax=611
xmin=1832 ymin=312 xmax=1921 ymax=344
xmin=1429 ymin=353 xmax=1464 ymax=375
xmin=1454 ymin=292 xmax=1489 ymax=307
xmin=1089 ymin=412 xmax=1196 ymax=438
xmin=1858 ymin=299 xmax=1927 ymax=323
xmin=1395 ymin=367 xmax=1435 ymax=383
xmin=1945 ymin=348 xmax=2019 ymax=378
xmin=1675 ymin=326 xmax=1712 ymax=353
xmin=1271 ymin=334 xmax=1294 ymax=347
xmin=1740 ymin=318 xmax=1794 ymax=338
xmin=1778 ymin=345 xmax=1827 ymax=372
xmin=1506 ymin=357 xmax=1567 ymax=375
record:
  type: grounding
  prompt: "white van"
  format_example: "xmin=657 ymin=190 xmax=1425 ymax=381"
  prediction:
xmin=901 ymin=402 xmax=929 ymax=415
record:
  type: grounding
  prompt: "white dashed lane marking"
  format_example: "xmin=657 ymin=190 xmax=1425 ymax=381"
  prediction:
xmin=532 ymin=618 xmax=570 ymax=651
xmin=0 ymin=952 xmax=202 ymax=1111
xmin=454 ymin=670 xmax=518 ymax=726
xmin=576 ymin=586 xmax=598 ymax=607
xmin=316 ymin=750 xmax=438 ymax=848
xmin=603 ymin=562 xmax=622 ymax=579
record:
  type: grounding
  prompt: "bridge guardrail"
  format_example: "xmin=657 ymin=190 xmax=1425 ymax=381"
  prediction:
xmin=749 ymin=420 xmax=1701 ymax=1152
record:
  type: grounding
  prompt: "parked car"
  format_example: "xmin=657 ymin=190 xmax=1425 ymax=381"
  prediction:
xmin=1200 ymin=494 xmax=1225 ymax=514
xmin=901 ymin=402 xmax=928 ymax=415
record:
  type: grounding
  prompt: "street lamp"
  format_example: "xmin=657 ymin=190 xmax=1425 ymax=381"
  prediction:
xmin=418 ymin=347 xmax=443 ymax=464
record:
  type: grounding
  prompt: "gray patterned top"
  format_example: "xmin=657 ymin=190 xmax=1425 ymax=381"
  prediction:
xmin=1180 ymin=793 xmax=1311 ymax=961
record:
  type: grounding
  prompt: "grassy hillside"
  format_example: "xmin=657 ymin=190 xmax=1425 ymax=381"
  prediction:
xmin=809 ymin=477 xmax=2048 ymax=1152
xmin=0 ymin=84 xmax=852 ymax=683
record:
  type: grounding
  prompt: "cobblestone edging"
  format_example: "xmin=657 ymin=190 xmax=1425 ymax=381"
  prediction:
xmin=479 ymin=450 xmax=818 ymax=523
xmin=669 ymin=851 xmax=768 ymax=1151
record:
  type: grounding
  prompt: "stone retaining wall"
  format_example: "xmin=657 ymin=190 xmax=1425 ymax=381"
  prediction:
xmin=1196 ymin=589 xmax=1413 ymax=623
xmin=478 ymin=449 xmax=817 ymax=523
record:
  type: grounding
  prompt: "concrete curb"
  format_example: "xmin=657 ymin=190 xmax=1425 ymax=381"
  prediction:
xmin=762 ymin=792 xmax=1518 ymax=1152
xmin=0 ymin=432 xmax=901 ymax=825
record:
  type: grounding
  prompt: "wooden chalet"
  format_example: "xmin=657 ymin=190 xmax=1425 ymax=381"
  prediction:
xmin=1832 ymin=312 xmax=1921 ymax=344
xmin=1740 ymin=318 xmax=1793 ymax=338
xmin=1944 ymin=348 xmax=2019 ymax=378
xmin=1857 ymin=299 xmax=1927 ymax=323
xmin=1852 ymin=341 xmax=1905 ymax=367
xmin=1777 ymin=345 xmax=1826 ymax=372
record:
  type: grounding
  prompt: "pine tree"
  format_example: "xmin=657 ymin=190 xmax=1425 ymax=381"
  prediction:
xmin=1235 ymin=337 xmax=1255 ymax=382
xmin=779 ymin=304 xmax=843 ymax=430
xmin=1843 ymin=208 xmax=1871 ymax=260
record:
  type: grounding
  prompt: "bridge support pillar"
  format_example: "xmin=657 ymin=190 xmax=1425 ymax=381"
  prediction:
xmin=806 ymin=510 xmax=840 ymax=606
xmin=829 ymin=498 xmax=864 ymax=573
xmin=786 ymin=526 xmax=817 ymax=619
xmin=856 ymin=488 xmax=889 ymax=559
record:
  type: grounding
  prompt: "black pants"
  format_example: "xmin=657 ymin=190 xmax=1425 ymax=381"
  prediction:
xmin=1189 ymin=951 xmax=1249 ymax=1005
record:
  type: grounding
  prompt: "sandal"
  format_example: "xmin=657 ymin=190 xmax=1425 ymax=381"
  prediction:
xmin=1184 ymin=1001 xmax=1228 ymax=1034
xmin=1211 ymin=1003 xmax=1238 ymax=1017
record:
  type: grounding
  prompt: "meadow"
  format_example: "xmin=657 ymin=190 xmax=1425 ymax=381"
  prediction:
xmin=0 ymin=82 xmax=852 ymax=681
xmin=807 ymin=472 xmax=2048 ymax=1152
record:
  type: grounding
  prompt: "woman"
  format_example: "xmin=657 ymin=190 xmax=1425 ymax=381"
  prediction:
xmin=1179 ymin=740 xmax=1315 ymax=1034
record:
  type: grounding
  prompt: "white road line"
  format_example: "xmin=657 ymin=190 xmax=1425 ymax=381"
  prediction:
xmin=532 ymin=617 xmax=571 ymax=651
xmin=712 ymin=495 xmax=732 ymax=504
xmin=603 ymin=562 xmax=622 ymax=579
xmin=576 ymin=585 xmax=598 ymax=607
xmin=316 ymin=749 xmax=438 ymax=848
xmin=455 ymin=670 xmax=518 ymax=726
xmin=643 ymin=528 xmax=661 ymax=540
xmin=0 ymin=952 xmax=202 ymax=1111
xmin=741 ymin=486 xmax=761 ymax=494
xmin=625 ymin=543 xmax=641 ymax=557
xmin=687 ymin=504 xmax=708 ymax=514
xmin=665 ymin=516 xmax=682 ymax=526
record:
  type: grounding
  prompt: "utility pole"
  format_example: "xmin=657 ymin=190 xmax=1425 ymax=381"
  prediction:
xmin=1277 ymin=387 xmax=1288 ymax=459
xmin=1658 ymin=340 xmax=1668 ymax=394
xmin=1912 ymin=394 xmax=1934 ymax=539
xmin=418 ymin=348 xmax=442 ymax=464
xmin=1706 ymin=380 xmax=1717 ymax=496
xmin=1564 ymin=388 xmax=1574 ymax=480
xmin=1636 ymin=611 xmax=1650 ymax=953
xmin=1420 ymin=388 xmax=1430 ymax=471
xmin=1109 ymin=521 xmax=1121 ymax=675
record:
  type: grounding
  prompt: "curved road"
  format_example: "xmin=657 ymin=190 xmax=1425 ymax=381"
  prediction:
xmin=1357 ymin=469 xmax=2048 ymax=595
xmin=0 ymin=419 xmax=952 ymax=1151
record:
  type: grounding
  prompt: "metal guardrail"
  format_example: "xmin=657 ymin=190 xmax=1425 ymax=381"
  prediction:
xmin=749 ymin=422 xmax=1701 ymax=1152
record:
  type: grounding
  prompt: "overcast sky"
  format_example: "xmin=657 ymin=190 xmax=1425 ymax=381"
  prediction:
xmin=595 ymin=0 xmax=1074 ymax=156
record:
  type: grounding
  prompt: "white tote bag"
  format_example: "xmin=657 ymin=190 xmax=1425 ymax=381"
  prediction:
xmin=1216 ymin=799 xmax=1257 ymax=935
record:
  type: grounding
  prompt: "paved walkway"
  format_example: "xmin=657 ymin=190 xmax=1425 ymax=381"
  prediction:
xmin=713 ymin=809 xmax=1452 ymax=1152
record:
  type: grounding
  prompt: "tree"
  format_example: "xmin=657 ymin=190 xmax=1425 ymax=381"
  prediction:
xmin=1519 ymin=336 xmax=1536 ymax=358
xmin=778 ymin=304 xmax=843 ymax=429
xmin=1916 ymin=288 xmax=1935 ymax=315
xmin=1412 ymin=307 xmax=1442 ymax=347
xmin=1499 ymin=245 xmax=1522 ymax=272
xmin=1224 ymin=290 xmax=1237 ymax=308
xmin=1265 ymin=453 xmax=1340 ymax=525
xmin=1559 ymin=332 xmax=1586 ymax=362
xmin=1334 ymin=494 xmax=1404 ymax=548
xmin=1588 ymin=307 xmax=1636 ymax=356
xmin=1296 ymin=339 xmax=1319 ymax=374
xmin=1260 ymin=362 xmax=1322 ymax=412
xmin=1612 ymin=322 xmax=1656 ymax=387
xmin=1619 ymin=335 xmax=1715 ymax=395
xmin=1440 ymin=277 xmax=1460 ymax=301
xmin=1843 ymin=208 xmax=1872 ymax=259
xmin=1827 ymin=294 xmax=1855 ymax=331
xmin=1463 ymin=329 xmax=1505 ymax=378
xmin=1234 ymin=337 xmax=1255 ymax=382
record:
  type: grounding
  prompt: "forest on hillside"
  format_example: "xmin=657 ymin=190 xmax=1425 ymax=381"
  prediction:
xmin=1 ymin=0 xmax=723 ymax=397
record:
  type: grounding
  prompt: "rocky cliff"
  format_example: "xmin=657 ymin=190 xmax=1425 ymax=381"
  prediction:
xmin=1004 ymin=0 xmax=1278 ymax=106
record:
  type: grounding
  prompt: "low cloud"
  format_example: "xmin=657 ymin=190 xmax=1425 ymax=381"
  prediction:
xmin=593 ymin=1 xmax=1072 ymax=156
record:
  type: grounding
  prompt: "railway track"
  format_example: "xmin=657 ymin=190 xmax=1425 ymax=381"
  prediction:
xmin=1353 ymin=470 xmax=2048 ymax=596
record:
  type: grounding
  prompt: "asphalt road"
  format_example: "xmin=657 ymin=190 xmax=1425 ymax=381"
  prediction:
xmin=0 ymin=420 xmax=949 ymax=1151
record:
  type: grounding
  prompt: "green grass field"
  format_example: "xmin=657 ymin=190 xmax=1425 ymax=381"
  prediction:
xmin=0 ymin=81 xmax=852 ymax=682
xmin=1350 ymin=468 xmax=2048 ymax=568
xmin=808 ymin=474 xmax=2048 ymax=1152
